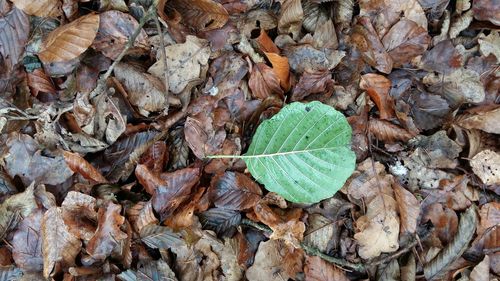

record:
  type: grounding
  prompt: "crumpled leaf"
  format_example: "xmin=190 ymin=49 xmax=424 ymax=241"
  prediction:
xmin=63 ymin=150 xmax=107 ymax=183
xmin=1 ymin=133 xmax=73 ymax=186
xmin=423 ymin=68 xmax=485 ymax=105
xmin=304 ymin=255 xmax=349 ymax=281
xmin=470 ymin=150 xmax=500 ymax=185
xmin=10 ymin=209 xmax=43 ymax=272
xmin=38 ymin=13 xmax=99 ymax=63
xmin=456 ymin=105 xmax=500 ymax=134
xmin=424 ymin=206 xmax=478 ymax=280
xmin=83 ymin=201 xmax=127 ymax=265
xmin=381 ymin=19 xmax=430 ymax=66
xmin=477 ymin=202 xmax=500 ymax=236
xmin=478 ymin=31 xmax=500 ymax=62
xmin=359 ymin=73 xmax=395 ymax=119
xmin=284 ymin=44 xmax=345 ymax=74
xmin=92 ymin=10 xmax=148 ymax=60
xmin=199 ymin=207 xmax=241 ymax=237
xmin=208 ymin=171 xmax=262 ymax=210
xmin=126 ymin=201 xmax=158 ymax=233
xmin=41 ymin=207 xmax=82 ymax=278
xmin=114 ymin=62 xmax=168 ymax=116
xmin=27 ymin=68 xmax=56 ymax=96
xmin=169 ymin=0 xmax=229 ymax=31
xmin=278 ymin=0 xmax=303 ymax=39
xmin=10 ymin=0 xmax=61 ymax=17
xmin=60 ymin=191 xmax=98 ymax=242
xmin=473 ymin=0 xmax=500 ymax=25
xmin=449 ymin=10 xmax=473 ymax=39
xmin=248 ymin=62 xmax=284 ymax=100
xmin=0 ymin=183 xmax=36 ymax=240
xmin=291 ymin=70 xmax=334 ymax=102
xmin=148 ymin=35 xmax=210 ymax=94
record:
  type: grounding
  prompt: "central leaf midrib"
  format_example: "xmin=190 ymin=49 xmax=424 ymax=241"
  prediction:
xmin=244 ymin=146 xmax=345 ymax=159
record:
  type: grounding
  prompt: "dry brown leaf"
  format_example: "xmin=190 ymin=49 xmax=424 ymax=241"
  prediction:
xmin=423 ymin=203 xmax=459 ymax=245
xmin=393 ymin=182 xmax=419 ymax=234
xmin=456 ymin=105 xmax=500 ymax=134
xmin=369 ymin=118 xmax=414 ymax=143
xmin=60 ymin=191 xmax=98 ymax=241
xmin=114 ymin=62 xmax=167 ymax=116
xmin=291 ymin=70 xmax=334 ymax=102
xmin=27 ymin=68 xmax=56 ymax=96
xmin=360 ymin=73 xmax=395 ymax=119
xmin=84 ymin=201 xmax=127 ymax=265
xmin=304 ymin=255 xmax=349 ymax=281
xmin=382 ymin=19 xmax=430 ymax=66
xmin=148 ymin=35 xmax=210 ymax=94
xmin=470 ymin=150 xmax=500 ymax=185
xmin=63 ymin=150 xmax=107 ymax=183
xmin=38 ymin=13 xmax=100 ymax=63
xmin=10 ymin=0 xmax=61 ymax=17
xmin=354 ymin=194 xmax=400 ymax=259
xmin=138 ymin=141 xmax=168 ymax=175
xmin=0 ymin=183 xmax=37 ymax=240
xmin=209 ymin=171 xmax=262 ymax=210
xmin=477 ymin=202 xmax=500 ymax=236
xmin=470 ymin=255 xmax=490 ymax=281
xmin=41 ymin=207 xmax=82 ymax=278
xmin=264 ymin=52 xmax=290 ymax=90
xmin=126 ymin=201 xmax=158 ymax=233
xmin=255 ymin=29 xmax=279 ymax=53
xmin=303 ymin=214 xmax=335 ymax=253
xmin=248 ymin=62 xmax=284 ymax=100
xmin=313 ymin=20 xmax=338 ymax=49
xmin=91 ymin=10 xmax=148 ymax=60
xmin=473 ymin=0 xmax=500 ymax=25
xmin=169 ymin=0 xmax=229 ymax=31
xmin=10 ymin=209 xmax=43 ymax=272
xmin=278 ymin=0 xmax=303 ymax=39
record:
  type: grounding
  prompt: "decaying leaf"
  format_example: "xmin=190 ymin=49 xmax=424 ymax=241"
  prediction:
xmin=470 ymin=150 xmax=500 ymax=185
xmin=209 ymin=171 xmax=262 ymax=210
xmin=456 ymin=105 xmax=500 ymax=134
xmin=10 ymin=209 xmax=43 ymax=272
xmin=278 ymin=0 xmax=303 ymax=39
xmin=304 ymin=255 xmax=349 ymax=281
xmin=63 ymin=150 xmax=107 ymax=183
xmin=381 ymin=19 xmax=430 ymax=66
xmin=0 ymin=183 xmax=36 ymax=240
xmin=148 ymin=35 xmax=210 ymax=94
xmin=169 ymin=0 xmax=229 ymax=31
xmin=478 ymin=31 xmax=500 ymax=62
xmin=360 ymin=73 xmax=395 ymax=119
xmin=10 ymin=0 xmax=61 ymax=17
xmin=38 ymin=13 xmax=100 ymax=63
xmin=248 ymin=63 xmax=284 ymax=100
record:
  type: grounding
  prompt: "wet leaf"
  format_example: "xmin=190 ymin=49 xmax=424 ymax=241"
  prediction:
xmin=38 ymin=13 xmax=100 ymax=63
xmin=199 ymin=207 xmax=241 ymax=237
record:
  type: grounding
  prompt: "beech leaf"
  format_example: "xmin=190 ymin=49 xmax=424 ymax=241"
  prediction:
xmin=215 ymin=102 xmax=355 ymax=203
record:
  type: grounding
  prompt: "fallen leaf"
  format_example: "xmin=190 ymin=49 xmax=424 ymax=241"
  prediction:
xmin=140 ymin=224 xmax=185 ymax=249
xmin=114 ymin=62 xmax=168 ymax=116
xmin=304 ymin=255 xmax=349 ymax=281
xmin=284 ymin=44 xmax=345 ymax=74
xmin=478 ymin=31 xmax=500 ymax=62
xmin=199 ymin=207 xmax=241 ymax=237
xmin=63 ymin=150 xmax=107 ymax=183
xmin=209 ymin=171 xmax=262 ymax=210
xmin=382 ymin=19 xmax=430 ymax=66
xmin=60 ymin=191 xmax=98 ymax=241
xmin=38 ymin=13 xmax=100 ymax=63
xmin=477 ymin=202 xmax=500 ymax=236
xmin=278 ymin=0 xmax=303 ymax=39
xmin=92 ymin=10 xmax=148 ymax=60
xmin=27 ymin=68 xmax=57 ymax=96
xmin=303 ymin=214 xmax=336 ymax=253
xmin=0 ymin=183 xmax=37 ymax=240
xmin=369 ymin=118 xmax=414 ymax=143
xmin=291 ymin=70 xmax=334 ymax=102
xmin=148 ymin=35 xmax=210 ymax=94
xmin=473 ymin=0 xmax=500 ymax=25
xmin=83 ymin=201 xmax=127 ymax=265
xmin=264 ymin=52 xmax=291 ymax=90
xmin=10 ymin=0 xmax=61 ymax=17
xmin=421 ymin=40 xmax=462 ymax=74
xmin=393 ymin=182 xmax=419 ymax=234
xmin=126 ymin=201 xmax=158 ymax=233
xmin=10 ymin=209 xmax=43 ymax=272
xmin=41 ymin=207 xmax=81 ymax=278
xmin=456 ymin=105 xmax=500 ymax=134
xmin=138 ymin=141 xmax=168 ymax=175
xmin=169 ymin=0 xmax=229 ymax=31
xmin=422 ymin=203 xmax=459 ymax=245
xmin=360 ymin=73 xmax=395 ymax=119
xmin=470 ymin=150 xmax=500 ymax=185
xmin=313 ymin=20 xmax=338 ymax=50
xmin=248 ymin=62 xmax=284 ymax=100
xmin=470 ymin=255 xmax=490 ymax=281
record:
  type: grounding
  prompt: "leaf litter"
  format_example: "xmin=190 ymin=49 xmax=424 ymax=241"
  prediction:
xmin=0 ymin=0 xmax=499 ymax=280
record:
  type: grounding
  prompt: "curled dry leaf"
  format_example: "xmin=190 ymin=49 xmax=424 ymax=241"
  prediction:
xmin=84 ymin=201 xmax=127 ymax=265
xmin=41 ymin=207 xmax=82 ymax=278
xmin=10 ymin=0 xmax=61 ymax=18
xmin=393 ymin=182 xmax=419 ymax=234
xmin=248 ymin=62 xmax=284 ymax=100
xmin=255 ymin=29 xmax=279 ymax=54
xmin=61 ymin=191 xmax=97 ymax=241
xmin=0 ymin=183 xmax=36 ymax=240
xmin=477 ymin=202 xmax=500 ymax=236
xmin=368 ymin=118 xmax=414 ymax=143
xmin=304 ymin=255 xmax=349 ymax=281
xmin=470 ymin=150 xmax=500 ymax=185
xmin=92 ymin=10 xmax=148 ymax=60
xmin=359 ymin=73 xmax=395 ymax=119
xmin=278 ymin=0 xmax=303 ymax=39
xmin=38 ymin=13 xmax=100 ymax=63
xmin=291 ymin=70 xmax=334 ymax=102
xmin=126 ymin=201 xmax=158 ymax=233
xmin=114 ymin=62 xmax=167 ymax=116
xmin=63 ymin=150 xmax=107 ymax=183
xmin=169 ymin=0 xmax=229 ymax=31
xmin=27 ymin=68 xmax=56 ymax=96
xmin=264 ymin=52 xmax=291 ymax=90
xmin=209 ymin=171 xmax=262 ymax=210
xmin=149 ymin=35 xmax=210 ymax=94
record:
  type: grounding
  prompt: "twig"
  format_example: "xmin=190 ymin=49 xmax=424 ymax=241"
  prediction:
xmin=90 ymin=5 xmax=156 ymax=99
xmin=241 ymin=219 xmax=366 ymax=272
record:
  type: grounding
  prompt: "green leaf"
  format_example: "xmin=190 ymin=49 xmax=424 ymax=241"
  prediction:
xmin=243 ymin=101 xmax=355 ymax=203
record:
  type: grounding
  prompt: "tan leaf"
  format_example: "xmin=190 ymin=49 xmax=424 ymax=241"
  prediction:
xmin=83 ymin=201 xmax=127 ymax=265
xmin=264 ymin=52 xmax=290 ymax=90
xmin=478 ymin=31 xmax=500 ymax=62
xmin=246 ymin=240 xmax=301 ymax=281
xmin=313 ymin=20 xmax=338 ymax=49
xmin=38 ymin=13 xmax=100 ymax=63
xmin=41 ymin=207 xmax=82 ymax=278
xmin=255 ymin=29 xmax=279 ymax=54
xmin=148 ymin=35 xmax=210 ymax=94
xmin=360 ymin=73 xmax=395 ymax=119
xmin=63 ymin=151 xmax=107 ymax=183
xmin=169 ymin=0 xmax=229 ymax=31
xmin=27 ymin=68 xmax=57 ymax=96
xmin=10 ymin=0 xmax=61 ymax=17
xmin=456 ymin=105 xmax=500 ymax=134
xmin=393 ymin=182 xmax=419 ymax=234
xmin=303 ymin=214 xmax=335 ymax=253
xmin=91 ymin=10 xmax=148 ymax=60
xmin=449 ymin=10 xmax=473 ymax=39
xmin=304 ymin=255 xmax=349 ymax=281
xmin=126 ymin=201 xmax=158 ymax=233
xmin=114 ymin=62 xmax=167 ymax=116
xmin=10 ymin=209 xmax=43 ymax=272
xmin=369 ymin=118 xmax=414 ymax=143
xmin=470 ymin=150 xmax=500 ymax=185
xmin=477 ymin=202 xmax=500 ymax=236
xmin=248 ymin=63 xmax=284 ymax=100
xmin=0 ymin=183 xmax=37 ymax=240
xmin=470 ymin=255 xmax=490 ymax=281
xmin=61 ymin=191 xmax=97 ymax=242
xmin=278 ymin=0 xmax=303 ymax=39
xmin=354 ymin=194 xmax=399 ymax=259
